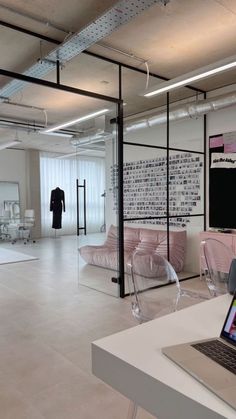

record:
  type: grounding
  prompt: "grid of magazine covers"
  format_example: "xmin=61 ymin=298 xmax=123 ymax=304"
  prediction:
xmin=110 ymin=151 xmax=203 ymax=227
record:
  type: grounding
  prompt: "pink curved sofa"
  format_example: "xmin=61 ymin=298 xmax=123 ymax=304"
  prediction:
xmin=79 ymin=225 xmax=186 ymax=276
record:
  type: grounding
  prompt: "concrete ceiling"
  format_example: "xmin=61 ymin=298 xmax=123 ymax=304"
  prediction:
xmin=0 ymin=0 xmax=236 ymax=153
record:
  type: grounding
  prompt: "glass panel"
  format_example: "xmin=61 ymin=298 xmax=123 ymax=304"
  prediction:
xmin=122 ymin=67 xmax=168 ymax=148
xmin=168 ymin=89 xmax=205 ymax=281
xmin=175 ymin=215 xmax=204 ymax=279
xmin=123 ymin=144 xmax=167 ymax=223
xmin=169 ymin=150 xmax=204 ymax=217
xmin=169 ymin=89 xmax=205 ymax=152
xmin=0 ymin=72 xmax=120 ymax=296
xmin=76 ymin=101 xmax=119 ymax=297
xmin=123 ymin=144 xmax=168 ymax=293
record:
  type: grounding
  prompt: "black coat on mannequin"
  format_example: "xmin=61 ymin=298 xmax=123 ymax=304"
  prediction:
xmin=50 ymin=187 xmax=65 ymax=229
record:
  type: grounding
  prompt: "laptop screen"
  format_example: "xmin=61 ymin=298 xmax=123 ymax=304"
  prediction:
xmin=221 ymin=294 xmax=236 ymax=346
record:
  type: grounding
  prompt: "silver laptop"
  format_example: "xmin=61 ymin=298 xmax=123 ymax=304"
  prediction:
xmin=162 ymin=293 xmax=236 ymax=410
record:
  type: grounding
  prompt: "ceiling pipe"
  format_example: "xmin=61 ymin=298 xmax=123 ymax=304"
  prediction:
xmin=70 ymin=132 xmax=112 ymax=148
xmin=0 ymin=0 xmax=169 ymax=101
xmin=2 ymin=90 xmax=236 ymax=142
xmin=125 ymin=91 xmax=236 ymax=132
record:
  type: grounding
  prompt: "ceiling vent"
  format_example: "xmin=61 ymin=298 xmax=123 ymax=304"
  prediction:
xmin=124 ymin=91 xmax=236 ymax=132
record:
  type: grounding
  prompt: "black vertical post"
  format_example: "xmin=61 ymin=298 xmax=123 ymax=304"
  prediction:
xmin=76 ymin=178 xmax=79 ymax=236
xmin=56 ymin=60 xmax=60 ymax=84
xmin=118 ymin=64 xmax=124 ymax=298
xmin=84 ymin=179 xmax=87 ymax=235
xmin=166 ymin=92 xmax=170 ymax=261
xmin=203 ymin=92 xmax=207 ymax=231
xmin=76 ymin=178 xmax=87 ymax=236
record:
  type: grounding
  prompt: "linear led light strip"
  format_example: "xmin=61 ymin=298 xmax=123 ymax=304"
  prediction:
xmin=40 ymin=109 xmax=109 ymax=134
xmin=42 ymin=131 xmax=73 ymax=138
xmin=0 ymin=140 xmax=21 ymax=150
xmin=144 ymin=56 xmax=236 ymax=97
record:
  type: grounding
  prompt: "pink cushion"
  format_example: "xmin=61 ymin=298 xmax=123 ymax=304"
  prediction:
xmin=79 ymin=225 xmax=186 ymax=274
xmin=135 ymin=228 xmax=186 ymax=272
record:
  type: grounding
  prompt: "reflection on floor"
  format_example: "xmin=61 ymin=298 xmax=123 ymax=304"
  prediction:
xmin=0 ymin=235 xmax=209 ymax=419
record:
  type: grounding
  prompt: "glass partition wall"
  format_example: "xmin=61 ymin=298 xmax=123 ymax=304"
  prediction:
xmin=0 ymin=50 xmax=206 ymax=298
xmin=169 ymin=90 xmax=205 ymax=281
xmin=0 ymin=69 xmax=121 ymax=297
xmin=76 ymin=101 xmax=120 ymax=297
xmin=121 ymin=69 xmax=206 ymax=296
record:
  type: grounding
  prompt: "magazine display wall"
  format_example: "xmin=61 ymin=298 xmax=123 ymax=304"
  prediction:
xmin=111 ymin=152 xmax=203 ymax=228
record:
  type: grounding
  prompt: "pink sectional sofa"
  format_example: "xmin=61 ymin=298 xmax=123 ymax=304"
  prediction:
xmin=79 ymin=225 xmax=186 ymax=275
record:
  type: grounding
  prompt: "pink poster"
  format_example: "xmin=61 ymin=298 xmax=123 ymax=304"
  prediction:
xmin=224 ymin=143 xmax=236 ymax=152
xmin=209 ymin=135 xmax=223 ymax=148
xmin=223 ymin=132 xmax=236 ymax=152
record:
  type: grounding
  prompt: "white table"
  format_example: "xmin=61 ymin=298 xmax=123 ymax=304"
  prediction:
xmin=92 ymin=295 xmax=236 ymax=419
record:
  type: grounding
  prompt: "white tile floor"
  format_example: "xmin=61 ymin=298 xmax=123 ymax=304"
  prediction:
xmin=0 ymin=235 xmax=209 ymax=418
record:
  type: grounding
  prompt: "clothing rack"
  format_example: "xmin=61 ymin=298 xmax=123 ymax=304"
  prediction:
xmin=76 ymin=178 xmax=87 ymax=236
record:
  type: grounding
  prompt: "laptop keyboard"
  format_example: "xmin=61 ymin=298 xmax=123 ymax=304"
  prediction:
xmin=192 ymin=340 xmax=236 ymax=375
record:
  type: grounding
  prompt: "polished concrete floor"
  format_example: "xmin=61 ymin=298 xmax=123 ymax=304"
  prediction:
xmin=0 ymin=235 xmax=209 ymax=419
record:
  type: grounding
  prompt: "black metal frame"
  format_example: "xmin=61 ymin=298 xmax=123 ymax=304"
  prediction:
xmin=0 ymin=20 xmax=207 ymax=298
xmin=122 ymin=86 xmax=206 ymax=296
xmin=76 ymin=179 xmax=87 ymax=236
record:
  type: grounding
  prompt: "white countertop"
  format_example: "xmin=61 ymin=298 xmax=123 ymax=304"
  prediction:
xmin=92 ymin=294 xmax=236 ymax=419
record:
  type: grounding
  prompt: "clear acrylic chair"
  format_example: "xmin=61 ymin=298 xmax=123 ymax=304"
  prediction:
xmin=201 ymin=238 xmax=234 ymax=296
xmin=127 ymin=251 xmax=179 ymax=324
xmin=127 ymin=250 xmax=208 ymax=322
xmin=126 ymin=250 xmax=208 ymax=419
xmin=18 ymin=209 xmax=36 ymax=244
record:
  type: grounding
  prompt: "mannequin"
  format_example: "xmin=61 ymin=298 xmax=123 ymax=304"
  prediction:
xmin=50 ymin=187 xmax=65 ymax=229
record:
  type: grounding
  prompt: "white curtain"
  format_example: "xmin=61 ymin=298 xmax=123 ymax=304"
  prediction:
xmin=40 ymin=152 xmax=105 ymax=236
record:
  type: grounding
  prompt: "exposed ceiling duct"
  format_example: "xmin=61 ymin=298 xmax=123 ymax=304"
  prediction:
xmin=0 ymin=0 xmax=169 ymax=101
xmin=2 ymin=91 xmax=236 ymax=144
xmin=70 ymin=132 xmax=112 ymax=148
xmin=125 ymin=91 xmax=236 ymax=132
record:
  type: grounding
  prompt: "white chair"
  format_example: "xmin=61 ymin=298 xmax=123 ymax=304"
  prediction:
xmin=18 ymin=209 xmax=36 ymax=244
xmin=0 ymin=210 xmax=11 ymax=240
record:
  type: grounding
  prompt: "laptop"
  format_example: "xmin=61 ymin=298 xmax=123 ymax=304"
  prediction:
xmin=162 ymin=293 xmax=236 ymax=410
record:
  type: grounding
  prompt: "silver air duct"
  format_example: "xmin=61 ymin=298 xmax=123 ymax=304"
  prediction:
xmin=125 ymin=91 xmax=236 ymax=132
xmin=70 ymin=132 xmax=112 ymax=148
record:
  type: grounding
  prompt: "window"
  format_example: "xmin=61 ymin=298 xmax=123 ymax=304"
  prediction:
xmin=40 ymin=152 xmax=105 ymax=236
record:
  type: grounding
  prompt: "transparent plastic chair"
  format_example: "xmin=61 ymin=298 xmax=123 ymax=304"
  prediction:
xmin=126 ymin=250 xmax=208 ymax=419
xmin=201 ymin=238 xmax=234 ymax=297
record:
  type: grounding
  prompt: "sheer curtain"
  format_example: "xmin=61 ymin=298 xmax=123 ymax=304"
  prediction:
xmin=40 ymin=152 xmax=105 ymax=236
